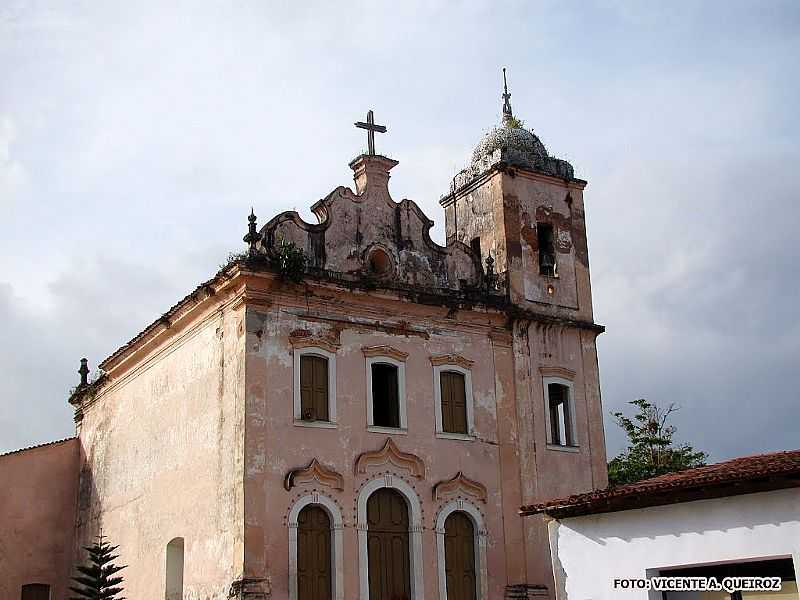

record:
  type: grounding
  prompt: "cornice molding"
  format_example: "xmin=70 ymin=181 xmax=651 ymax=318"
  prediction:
xmin=430 ymin=354 xmax=475 ymax=369
xmin=539 ymin=366 xmax=576 ymax=380
xmin=289 ymin=329 xmax=340 ymax=353
xmin=361 ymin=345 xmax=409 ymax=362
xmin=355 ymin=438 xmax=425 ymax=479
xmin=433 ymin=471 xmax=488 ymax=503
xmin=284 ymin=458 xmax=345 ymax=491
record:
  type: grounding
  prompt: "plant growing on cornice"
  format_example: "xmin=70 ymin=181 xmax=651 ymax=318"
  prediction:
xmin=218 ymin=250 xmax=250 ymax=272
xmin=272 ymin=237 xmax=307 ymax=283
xmin=506 ymin=115 xmax=526 ymax=129
xmin=607 ymin=398 xmax=708 ymax=487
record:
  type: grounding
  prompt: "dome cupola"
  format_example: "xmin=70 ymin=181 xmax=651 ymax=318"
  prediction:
xmin=449 ymin=69 xmax=575 ymax=194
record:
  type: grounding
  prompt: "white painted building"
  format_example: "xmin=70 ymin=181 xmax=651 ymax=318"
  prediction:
xmin=521 ymin=450 xmax=800 ymax=600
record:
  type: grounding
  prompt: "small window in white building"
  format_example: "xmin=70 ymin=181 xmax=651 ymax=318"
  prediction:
xmin=165 ymin=537 xmax=184 ymax=600
xmin=547 ymin=382 xmax=576 ymax=447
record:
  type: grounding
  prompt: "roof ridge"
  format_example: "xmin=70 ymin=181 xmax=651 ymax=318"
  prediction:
xmin=522 ymin=448 xmax=800 ymax=517
xmin=0 ymin=437 xmax=77 ymax=459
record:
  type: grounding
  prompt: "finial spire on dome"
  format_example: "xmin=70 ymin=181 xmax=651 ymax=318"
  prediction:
xmin=501 ymin=67 xmax=513 ymax=125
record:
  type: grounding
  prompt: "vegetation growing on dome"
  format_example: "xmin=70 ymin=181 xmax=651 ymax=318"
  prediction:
xmin=505 ymin=115 xmax=526 ymax=129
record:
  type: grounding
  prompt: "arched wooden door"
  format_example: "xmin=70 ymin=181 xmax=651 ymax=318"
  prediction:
xmin=444 ymin=511 xmax=477 ymax=600
xmin=297 ymin=505 xmax=332 ymax=600
xmin=367 ymin=488 xmax=411 ymax=600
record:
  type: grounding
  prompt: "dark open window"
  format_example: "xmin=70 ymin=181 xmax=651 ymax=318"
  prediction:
xmin=548 ymin=383 xmax=574 ymax=446
xmin=300 ymin=355 xmax=329 ymax=421
xmin=470 ymin=237 xmax=482 ymax=263
xmin=440 ymin=371 xmax=468 ymax=434
xmin=371 ymin=363 xmax=400 ymax=428
xmin=21 ymin=584 xmax=50 ymax=600
xmin=537 ymin=223 xmax=556 ymax=277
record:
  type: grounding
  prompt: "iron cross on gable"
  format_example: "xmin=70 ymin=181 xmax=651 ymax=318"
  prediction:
xmin=354 ymin=110 xmax=387 ymax=156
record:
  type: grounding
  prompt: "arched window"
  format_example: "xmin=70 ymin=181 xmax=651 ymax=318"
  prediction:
xmin=297 ymin=505 xmax=332 ymax=600
xmin=444 ymin=512 xmax=477 ymax=599
xmin=436 ymin=501 xmax=488 ymax=600
xmin=165 ymin=537 xmax=184 ymax=600
xmin=20 ymin=584 xmax=50 ymax=600
xmin=356 ymin=476 xmax=423 ymax=600
xmin=366 ymin=488 xmax=411 ymax=599
xmin=288 ymin=494 xmax=344 ymax=600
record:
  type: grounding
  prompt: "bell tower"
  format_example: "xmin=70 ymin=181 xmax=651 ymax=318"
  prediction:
xmin=440 ymin=71 xmax=594 ymax=323
xmin=441 ymin=71 xmax=607 ymax=597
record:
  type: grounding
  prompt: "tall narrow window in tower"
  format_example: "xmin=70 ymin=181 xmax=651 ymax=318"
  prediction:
xmin=537 ymin=223 xmax=557 ymax=277
xmin=300 ymin=355 xmax=330 ymax=422
xmin=470 ymin=237 xmax=482 ymax=263
xmin=165 ymin=537 xmax=184 ymax=600
xmin=440 ymin=371 xmax=468 ymax=434
xmin=21 ymin=584 xmax=50 ymax=600
xmin=547 ymin=383 xmax=575 ymax=447
xmin=372 ymin=363 xmax=400 ymax=428
xmin=297 ymin=505 xmax=332 ymax=600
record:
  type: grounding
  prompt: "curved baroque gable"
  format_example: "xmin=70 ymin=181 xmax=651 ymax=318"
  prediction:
xmin=355 ymin=438 xmax=426 ymax=479
xmin=259 ymin=156 xmax=482 ymax=290
xmin=284 ymin=458 xmax=345 ymax=491
xmin=433 ymin=471 xmax=488 ymax=503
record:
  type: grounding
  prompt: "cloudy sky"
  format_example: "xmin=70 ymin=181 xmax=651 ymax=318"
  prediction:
xmin=1 ymin=1 xmax=798 ymax=460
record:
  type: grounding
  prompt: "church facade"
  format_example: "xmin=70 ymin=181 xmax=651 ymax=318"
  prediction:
xmin=2 ymin=81 xmax=607 ymax=600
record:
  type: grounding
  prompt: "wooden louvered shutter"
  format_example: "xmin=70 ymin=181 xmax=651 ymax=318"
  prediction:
xmin=444 ymin=512 xmax=477 ymax=600
xmin=367 ymin=489 xmax=411 ymax=600
xmin=297 ymin=505 xmax=332 ymax=600
xmin=441 ymin=371 xmax=467 ymax=434
xmin=300 ymin=355 xmax=329 ymax=421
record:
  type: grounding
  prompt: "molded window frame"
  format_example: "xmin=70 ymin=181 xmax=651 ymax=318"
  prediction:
xmin=356 ymin=476 xmax=424 ymax=600
xmin=543 ymin=376 xmax=579 ymax=452
xmin=20 ymin=583 xmax=51 ymax=600
xmin=293 ymin=346 xmax=337 ymax=429
xmin=366 ymin=355 xmax=407 ymax=433
xmin=435 ymin=500 xmax=489 ymax=600
xmin=433 ymin=363 xmax=475 ymax=441
xmin=287 ymin=493 xmax=344 ymax=600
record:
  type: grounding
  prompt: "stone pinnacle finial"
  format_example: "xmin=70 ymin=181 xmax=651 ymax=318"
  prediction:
xmin=79 ymin=358 xmax=89 ymax=386
xmin=243 ymin=207 xmax=262 ymax=256
xmin=502 ymin=67 xmax=513 ymax=125
xmin=485 ymin=254 xmax=498 ymax=293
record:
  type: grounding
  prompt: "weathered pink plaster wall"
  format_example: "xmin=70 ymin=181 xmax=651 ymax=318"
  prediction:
xmin=74 ymin=296 xmax=247 ymax=600
xmin=0 ymin=438 xmax=79 ymax=600
xmin=239 ymin=269 xmax=606 ymax=598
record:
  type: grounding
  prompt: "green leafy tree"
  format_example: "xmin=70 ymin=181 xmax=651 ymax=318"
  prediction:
xmin=607 ymin=398 xmax=708 ymax=486
xmin=70 ymin=535 xmax=127 ymax=600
